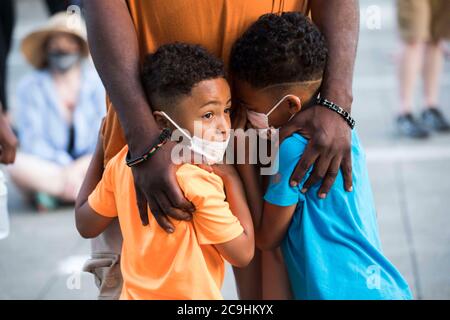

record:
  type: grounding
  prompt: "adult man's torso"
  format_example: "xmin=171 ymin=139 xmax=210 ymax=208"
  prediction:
xmin=102 ymin=0 xmax=309 ymax=164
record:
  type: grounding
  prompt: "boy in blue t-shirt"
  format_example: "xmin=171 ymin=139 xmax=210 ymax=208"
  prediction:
xmin=230 ymin=12 xmax=412 ymax=299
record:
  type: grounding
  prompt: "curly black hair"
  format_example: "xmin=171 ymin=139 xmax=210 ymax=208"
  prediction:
xmin=230 ymin=12 xmax=328 ymax=88
xmin=142 ymin=43 xmax=225 ymax=108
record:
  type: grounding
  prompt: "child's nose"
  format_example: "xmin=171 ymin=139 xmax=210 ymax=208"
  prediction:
xmin=216 ymin=116 xmax=230 ymax=136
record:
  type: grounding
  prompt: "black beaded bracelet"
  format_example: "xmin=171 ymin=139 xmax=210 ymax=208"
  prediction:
xmin=316 ymin=97 xmax=356 ymax=129
xmin=125 ymin=128 xmax=172 ymax=167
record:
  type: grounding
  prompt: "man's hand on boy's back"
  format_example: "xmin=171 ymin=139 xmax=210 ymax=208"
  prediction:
xmin=130 ymin=140 xmax=195 ymax=231
xmin=280 ymin=105 xmax=352 ymax=199
xmin=279 ymin=0 xmax=358 ymax=199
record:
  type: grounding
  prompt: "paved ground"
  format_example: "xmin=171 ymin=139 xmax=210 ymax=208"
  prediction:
xmin=0 ymin=0 xmax=449 ymax=300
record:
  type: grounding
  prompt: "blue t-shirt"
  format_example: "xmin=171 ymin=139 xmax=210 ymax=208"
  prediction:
xmin=264 ymin=131 xmax=412 ymax=300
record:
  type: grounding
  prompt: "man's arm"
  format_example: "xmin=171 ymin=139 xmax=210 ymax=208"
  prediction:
xmin=83 ymin=0 xmax=194 ymax=230
xmin=75 ymin=135 xmax=114 ymax=239
xmin=283 ymin=0 xmax=359 ymax=197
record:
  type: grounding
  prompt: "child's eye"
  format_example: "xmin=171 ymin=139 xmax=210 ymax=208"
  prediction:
xmin=224 ymin=107 xmax=232 ymax=114
xmin=202 ymin=112 xmax=214 ymax=119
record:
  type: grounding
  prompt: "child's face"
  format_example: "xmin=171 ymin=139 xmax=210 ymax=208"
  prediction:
xmin=234 ymin=79 xmax=321 ymax=129
xmin=155 ymin=77 xmax=232 ymax=142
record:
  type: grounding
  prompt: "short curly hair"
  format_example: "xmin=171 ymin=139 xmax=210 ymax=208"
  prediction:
xmin=142 ymin=43 xmax=225 ymax=108
xmin=230 ymin=12 xmax=328 ymax=88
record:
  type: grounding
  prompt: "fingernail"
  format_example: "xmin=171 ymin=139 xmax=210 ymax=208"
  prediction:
xmin=347 ymin=186 xmax=353 ymax=192
xmin=319 ymin=193 xmax=327 ymax=199
xmin=291 ymin=181 xmax=298 ymax=187
xmin=168 ymin=228 xmax=174 ymax=233
xmin=301 ymin=188 xmax=307 ymax=193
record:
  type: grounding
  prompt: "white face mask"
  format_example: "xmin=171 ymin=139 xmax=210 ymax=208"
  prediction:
xmin=160 ymin=111 xmax=230 ymax=164
xmin=246 ymin=94 xmax=298 ymax=130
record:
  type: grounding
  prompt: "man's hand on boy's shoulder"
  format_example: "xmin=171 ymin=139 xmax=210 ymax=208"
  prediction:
xmin=131 ymin=140 xmax=195 ymax=232
xmin=279 ymin=104 xmax=353 ymax=199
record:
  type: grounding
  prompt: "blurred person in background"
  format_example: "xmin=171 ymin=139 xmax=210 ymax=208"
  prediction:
xmin=396 ymin=0 xmax=450 ymax=138
xmin=7 ymin=13 xmax=105 ymax=211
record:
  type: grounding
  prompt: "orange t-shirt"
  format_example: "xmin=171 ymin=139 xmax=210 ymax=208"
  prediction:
xmin=101 ymin=0 xmax=309 ymax=164
xmin=88 ymin=146 xmax=244 ymax=300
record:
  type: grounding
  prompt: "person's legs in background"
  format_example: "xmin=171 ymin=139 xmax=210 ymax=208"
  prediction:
xmin=396 ymin=0 xmax=430 ymax=138
xmin=398 ymin=40 xmax=425 ymax=115
xmin=420 ymin=0 xmax=450 ymax=132
xmin=7 ymin=153 xmax=91 ymax=211
xmin=423 ymin=41 xmax=443 ymax=110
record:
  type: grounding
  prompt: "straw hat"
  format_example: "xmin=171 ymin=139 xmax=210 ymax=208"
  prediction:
xmin=21 ymin=12 xmax=89 ymax=69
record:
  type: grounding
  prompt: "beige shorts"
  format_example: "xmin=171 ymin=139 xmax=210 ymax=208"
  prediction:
xmin=397 ymin=0 xmax=450 ymax=42
xmin=83 ymin=219 xmax=123 ymax=300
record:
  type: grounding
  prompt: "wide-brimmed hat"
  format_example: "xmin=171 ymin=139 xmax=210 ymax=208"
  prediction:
xmin=21 ymin=12 xmax=89 ymax=69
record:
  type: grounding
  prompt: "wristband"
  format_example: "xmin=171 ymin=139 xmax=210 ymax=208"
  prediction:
xmin=316 ymin=97 xmax=356 ymax=129
xmin=125 ymin=128 xmax=171 ymax=167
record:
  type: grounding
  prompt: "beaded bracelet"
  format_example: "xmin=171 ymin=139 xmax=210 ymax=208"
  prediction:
xmin=125 ymin=128 xmax=172 ymax=167
xmin=316 ymin=97 xmax=356 ymax=129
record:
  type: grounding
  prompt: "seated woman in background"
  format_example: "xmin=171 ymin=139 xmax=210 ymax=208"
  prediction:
xmin=7 ymin=13 xmax=105 ymax=211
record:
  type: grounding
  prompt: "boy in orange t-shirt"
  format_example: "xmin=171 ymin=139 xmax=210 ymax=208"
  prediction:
xmin=75 ymin=43 xmax=254 ymax=300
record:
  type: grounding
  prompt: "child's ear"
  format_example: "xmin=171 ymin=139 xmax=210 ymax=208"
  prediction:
xmin=287 ymin=95 xmax=302 ymax=115
xmin=153 ymin=111 xmax=170 ymax=130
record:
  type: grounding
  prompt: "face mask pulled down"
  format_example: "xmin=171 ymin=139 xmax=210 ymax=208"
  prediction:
xmin=47 ymin=51 xmax=81 ymax=73
xmin=160 ymin=111 xmax=230 ymax=165
xmin=246 ymin=95 xmax=298 ymax=140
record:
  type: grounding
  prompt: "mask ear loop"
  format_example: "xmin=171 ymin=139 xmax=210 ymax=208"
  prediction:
xmin=266 ymin=94 xmax=299 ymax=117
xmin=159 ymin=111 xmax=192 ymax=141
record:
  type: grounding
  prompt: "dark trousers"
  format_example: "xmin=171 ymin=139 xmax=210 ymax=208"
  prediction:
xmin=45 ymin=0 xmax=83 ymax=15
xmin=0 ymin=0 xmax=15 ymax=113
xmin=45 ymin=0 xmax=69 ymax=15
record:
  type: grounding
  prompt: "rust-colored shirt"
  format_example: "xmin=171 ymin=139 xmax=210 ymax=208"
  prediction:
xmin=102 ymin=0 xmax=309 ymax=164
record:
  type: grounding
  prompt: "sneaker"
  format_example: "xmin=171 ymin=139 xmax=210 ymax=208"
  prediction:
xmin=33 ymin=192 xmax=59 ymax=212
xmin=421 ymin=108 xmax=450 ymax=132
xmin=396 ymin=113 xmax=429 ymax=139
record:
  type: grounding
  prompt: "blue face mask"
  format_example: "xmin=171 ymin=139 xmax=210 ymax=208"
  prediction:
xmin=47 ymin=51 xmax=81 ymax=73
